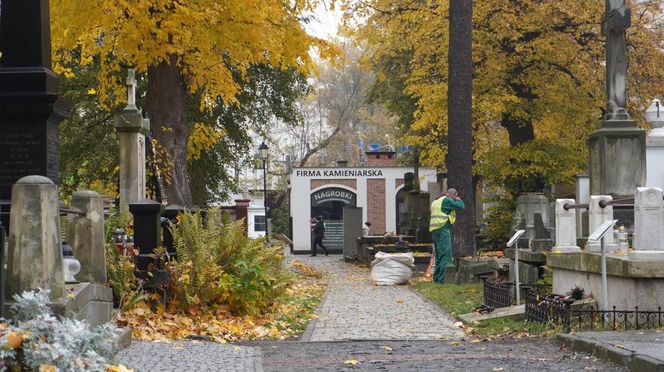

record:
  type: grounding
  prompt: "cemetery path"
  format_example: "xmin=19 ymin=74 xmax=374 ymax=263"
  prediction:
xmin=294 ymin=255 xmax=464 ymax=341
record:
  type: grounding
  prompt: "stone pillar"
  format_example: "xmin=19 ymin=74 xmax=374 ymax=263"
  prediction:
xmin=0 ymin=2 xmax=71 ymax=228
xmin=6 ymin=176 xmax=64 ymax=301
xmin=114 ymin=69 xmax=150 ymax=211
xmin=67 ymin=190 xmax=106 ymax=283
xmin=554 ymin=199 xmax=580 ymax=252
xmin=585 ymin=195 xmax=618 ymax=252
xmin=129 ymin=199 xmax=164 ymax=270
xmin=629 ymin=187 xmax=664 ymax=260
xmin=589 ymin=128 xmax=646 ymax=197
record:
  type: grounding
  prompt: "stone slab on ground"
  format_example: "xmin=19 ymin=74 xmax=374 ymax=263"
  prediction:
xmin=458 ymin=304 xmax=525 ymax=324
xmin=245 ymin=338 xmax=626 ymax=371
xmin=115 ymin=340 xmax=263 ymax=372
xmin=557 ymin=330 xmax=664 ymax=371
xmin=296 ymin=255 xmax=464 ymax=341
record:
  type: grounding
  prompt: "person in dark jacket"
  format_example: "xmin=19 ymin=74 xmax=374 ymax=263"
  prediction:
xmin=311 ymin=216 xmax=329 ymax=256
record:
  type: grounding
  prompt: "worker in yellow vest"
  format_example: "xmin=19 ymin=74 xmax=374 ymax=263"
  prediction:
xmin=429 ymin=188 xmax=465 ymax=283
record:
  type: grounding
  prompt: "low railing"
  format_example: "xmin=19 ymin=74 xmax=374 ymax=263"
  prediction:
xmin=525 ymin=289 xmax=664 ymax=332
xmin=482 ymin=279 xmax=544 ymax=309
xmin=524 ymin=289 xmax=572 ymax=330
xmin=482 ymin=279 xmax=513 ymax=308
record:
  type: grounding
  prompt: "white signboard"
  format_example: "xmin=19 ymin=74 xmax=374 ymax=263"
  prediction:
xmin=506 ymin=229 xmax=526 ymax=248
xmin=588 ymin=219 xmax=619 ymax=241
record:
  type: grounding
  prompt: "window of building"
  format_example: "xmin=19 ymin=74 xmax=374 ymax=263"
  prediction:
xmin=254 ymin=215 xmax=266 ymax=232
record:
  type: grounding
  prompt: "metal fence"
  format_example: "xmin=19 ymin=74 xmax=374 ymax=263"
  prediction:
xmin=482 ymin=279 xmax=543 ymax=309
xmin=525 ymin=289 xmax=664 ymax=332
xmin=482 ymin=280 xmax=513 ymax=308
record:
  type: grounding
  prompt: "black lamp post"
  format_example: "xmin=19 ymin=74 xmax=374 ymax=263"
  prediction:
xmin=258 ymin=141 xmax=269 ymax=236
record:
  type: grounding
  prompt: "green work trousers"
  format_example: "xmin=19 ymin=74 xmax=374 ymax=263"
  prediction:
xmin=432 ymin=227 xmax=452 ymax=284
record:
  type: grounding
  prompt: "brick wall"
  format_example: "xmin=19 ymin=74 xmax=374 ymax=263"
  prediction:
xmin=366 ymin=152 xmax=396 ymax=167
xmin=396 ymin=178 xmax=404 ymax=188
xmin=310 ymin=179 xmax=357 ymax=190
xmin=367 ymin=179 xmax=386 ymax=233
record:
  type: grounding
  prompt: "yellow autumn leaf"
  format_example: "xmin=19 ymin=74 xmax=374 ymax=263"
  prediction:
xmin=344 ymin=359 xmax=360 ymax=365
xmin=87 ymin=88 xmax=96 ymax=95
xmin=39 ymin=365 xmax=57 ymax=372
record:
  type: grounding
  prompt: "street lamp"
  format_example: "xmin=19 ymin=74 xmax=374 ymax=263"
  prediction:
xmin=646 ymin=99 xmax=664 ymax=137
xmin=258 ymin=141 xmax=269 ymax=236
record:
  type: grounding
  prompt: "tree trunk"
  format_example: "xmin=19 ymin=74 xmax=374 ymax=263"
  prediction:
xmin=147 ymin=54 xmax=193 ymax=207
xmin=447 ymin=0 xmax=476 ymax=258
xmin=501 ymin=114 xmax=535 ymax=147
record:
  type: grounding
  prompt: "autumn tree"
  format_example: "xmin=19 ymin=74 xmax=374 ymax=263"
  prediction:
xmin=52 ymin=0 xmax=329 ymax=207
xmin=347 ymin=0 xmax=664 ymax=244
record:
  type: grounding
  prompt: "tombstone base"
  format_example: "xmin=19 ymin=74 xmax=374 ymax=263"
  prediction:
xmin=585 ymin=242 xmax=620 ymax=253
xmin=3 ymin=282 xmax=113 ymax=328
xmin=628 ymin=251 xmax=664 ymax=261
xmin=553 ymin=246 xmax=581 ymax=253
xmin=588 ymin=125 xmax=646 ymax=197
xmin=548 ymin=251 xmax=664 ymax=311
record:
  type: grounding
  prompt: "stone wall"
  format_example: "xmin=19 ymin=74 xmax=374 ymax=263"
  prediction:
xmin=368 ymin=179 xmax=386 ymax=233
xmin=310 ymin=179 xmax=357 ymax=190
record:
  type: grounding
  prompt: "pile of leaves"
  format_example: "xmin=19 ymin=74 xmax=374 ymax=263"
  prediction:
xmin=117 ymin=277 xmax=323 ymax=342
xmin=0 ymin=289 xmax=131 ymax=371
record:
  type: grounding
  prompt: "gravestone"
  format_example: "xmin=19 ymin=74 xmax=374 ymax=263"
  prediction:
xmin=589 ymin=0 xmax=646 ymax=197
xmin=5 ymin=176 xmax=64 ymax=302
xmin=629 ymin=187 xmax=664 ymax=260
xmin=0 ymin=1 xmax=71 ymax=226
xmin=554 ymin=199 xmax=580 ymax=253
xmin=342 ymin=206 xmax=363 ymax=259
xmin=114 ymin=69 xmax=150 ymax=211
xmin=531 ymin=213 xmax=553 ymax=252
xmin=515 ymin=193 xmax=550 ymax=246
xmin=585 ymin=195 xmax=619 ymax=252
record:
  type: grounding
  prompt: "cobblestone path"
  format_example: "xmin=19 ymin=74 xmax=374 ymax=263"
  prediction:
xmin=115 ymin=340 xmax=263 ymax=372
xmin=295 ymin=255 xmax=464 ymax=341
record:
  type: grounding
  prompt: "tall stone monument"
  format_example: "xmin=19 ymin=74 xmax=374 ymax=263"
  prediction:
xmin=114 ymin=69 xmax=150 ymax=211
xmin=589 ymin=0 xmax=646 ymax=197
xmin=0 ymin=1 xmax=71 ymax=226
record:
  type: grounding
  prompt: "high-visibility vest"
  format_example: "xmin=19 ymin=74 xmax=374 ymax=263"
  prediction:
xmin=429 ymin=196 xmax=456 ymax=231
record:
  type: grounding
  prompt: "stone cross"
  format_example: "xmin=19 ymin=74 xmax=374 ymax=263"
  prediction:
xmin=602 ymin=0 xmax=631 ymax=120
xmin=126 ymin=69 xmax=137 ymax=108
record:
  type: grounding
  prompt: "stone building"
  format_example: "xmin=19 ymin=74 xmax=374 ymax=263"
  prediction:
xmin=289 ymin=151 xmax=437 ymax=253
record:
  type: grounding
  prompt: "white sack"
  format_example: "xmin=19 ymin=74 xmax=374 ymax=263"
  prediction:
xmin=370 ymin=252 xmax=414 ymax=285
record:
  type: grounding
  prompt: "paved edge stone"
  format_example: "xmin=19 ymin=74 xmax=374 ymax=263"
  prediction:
xmin=299 ymin=281 xmax=332 ymax=342
xmin=556 ymin=333 xmax=664 ymax=370
xmin=114 ymin=328 xmax=133 ymax=351
xmin=630 ymin=354 xmax=664 ymax=372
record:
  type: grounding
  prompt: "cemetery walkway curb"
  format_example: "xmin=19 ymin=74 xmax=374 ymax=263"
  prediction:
xmin=557 ymin=332 xmax=664 ymax=371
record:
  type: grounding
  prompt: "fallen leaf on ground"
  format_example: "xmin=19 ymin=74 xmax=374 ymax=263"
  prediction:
xmin=344 ymin=359 xmax=360 ymax=365
xmin=382 ymin=345 xmax=393 ymax=352
xmin=493 ymin=368 xmax=504 ymax=371
xmin=470 ymin=339 xmax=481 ymax=343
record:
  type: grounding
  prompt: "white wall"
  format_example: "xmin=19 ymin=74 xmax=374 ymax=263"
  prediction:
xmin=290 ymin=167 xmax=437 ymax=252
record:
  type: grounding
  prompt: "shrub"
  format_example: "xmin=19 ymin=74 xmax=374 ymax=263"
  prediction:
xmin=0 ymin=289 xmax=124 ymax=371
xmin=168 ymin=210 xmax=292 ymax=315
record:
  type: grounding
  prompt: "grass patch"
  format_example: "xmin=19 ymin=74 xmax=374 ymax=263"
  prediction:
xmin=412 ymin=281 xmax=559 ymax=337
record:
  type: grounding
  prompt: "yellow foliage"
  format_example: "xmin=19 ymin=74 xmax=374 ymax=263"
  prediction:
xmin=51 ymin=0 xmax=333 ymax=111
xmin=347 ymin=0 xmax=664 ymax=171
xmin=117 ymin=268 xmax=325 ymax=342
xmin=187 ymin=123 xmax=225 ymax=161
